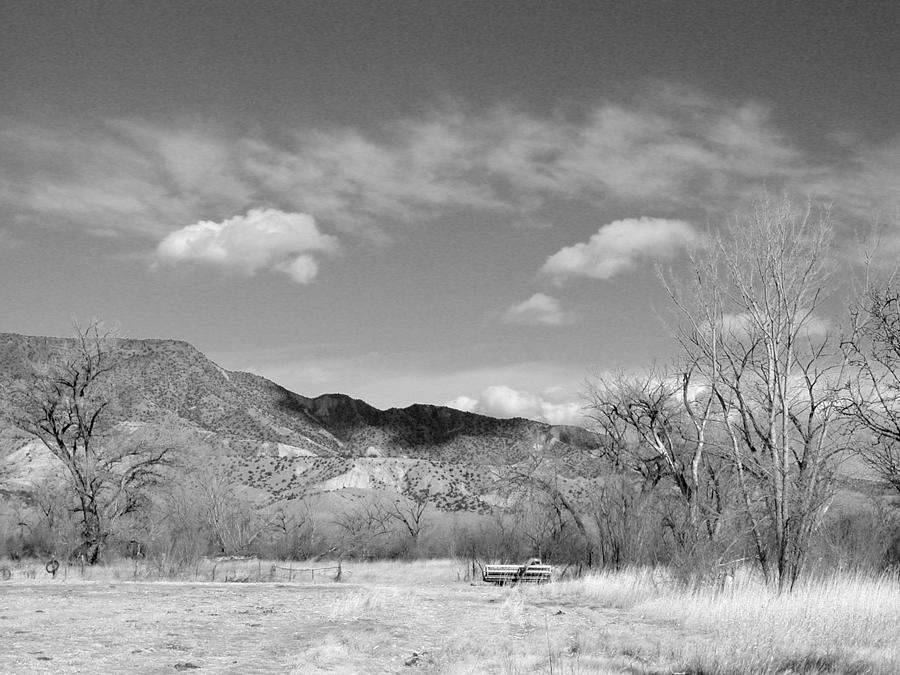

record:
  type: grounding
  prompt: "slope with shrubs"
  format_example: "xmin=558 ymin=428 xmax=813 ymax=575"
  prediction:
xmin=0 ymin=332 xmax=603 ymax=514
xmin=0 ymin=333 xmax=342 ymax=455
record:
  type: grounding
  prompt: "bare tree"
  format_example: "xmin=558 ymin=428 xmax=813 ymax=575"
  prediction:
xmin=665 ymin=196 xmax=848 ymax=589
xmin=29 ymin=474 xmax=81 ymax=558
xmin=586 ymin=474 xmax=652 ymax=568
xmin=332 ymin=500 xmax=392 ymax=558
xmin=842 ymin=280 xmax=900 ymax=493
xmin=185 ymin=465 xmax=278 ymax=556
xmin=267 ymin=504 xmax=319 ymax=559
xmin=15 ymin=322 xmax=174 ymax=563
xmin=509 ymin=484 xmax=569 ymax=561
xmin=380 ymin=487 xmax=431 ymax=556
xmin=585 ymin=362 xmax=736 ymax=583
xmin=586 ymin=363 xmax=728 ymax=539
xmin=490 ymin=430 xmax=607 ymax=565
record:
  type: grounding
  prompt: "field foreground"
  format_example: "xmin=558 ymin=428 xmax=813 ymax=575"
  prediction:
xmin=1 ymin=560 xmax=899 ymax=674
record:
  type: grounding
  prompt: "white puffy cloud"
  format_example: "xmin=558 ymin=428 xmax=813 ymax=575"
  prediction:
xmin=447 ymin=395 xmax=479 ymax=413
xmin=541 ymin=217 xmax=700 ymax=281
xmin=156 ymin=208 xmax=339 ymax=283
xmin=502 ymin=293 xmax=575 ymax=326
xmin=447 ymin=385 xmax=585 ymax=426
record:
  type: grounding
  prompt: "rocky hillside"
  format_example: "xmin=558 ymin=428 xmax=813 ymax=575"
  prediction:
xmin=0 ymin=332 xmax=603 ymax=509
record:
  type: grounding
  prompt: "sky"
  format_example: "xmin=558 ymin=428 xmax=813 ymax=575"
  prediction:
xmin=2 ymin=1 xmax=900 ymax=424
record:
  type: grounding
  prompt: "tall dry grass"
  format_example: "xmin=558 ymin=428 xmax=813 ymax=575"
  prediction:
xmin=530 ymin=566 xmax=900 ymax=674
xmin=539 ymin=565 xmax=669 ymax=607
xmin=640 ymin=571 xmax=900 ymax=674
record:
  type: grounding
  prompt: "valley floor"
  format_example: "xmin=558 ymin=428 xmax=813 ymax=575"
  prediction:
xmin=1 ymin=560 xmax=898 ymax=674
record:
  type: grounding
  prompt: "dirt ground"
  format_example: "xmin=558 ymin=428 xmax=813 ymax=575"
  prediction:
xmin=0 ymin=579 xmax=665 ymax=674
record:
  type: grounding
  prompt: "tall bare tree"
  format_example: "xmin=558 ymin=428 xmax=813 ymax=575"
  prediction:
xmin=16 ymin=322 xmax=173 ymax=563
xmin=665 ymin=196 xmax=848 ymax=589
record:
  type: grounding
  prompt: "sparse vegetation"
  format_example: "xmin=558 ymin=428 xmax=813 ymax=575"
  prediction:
xmin=1 ymin=559 xmax=898 ymax=674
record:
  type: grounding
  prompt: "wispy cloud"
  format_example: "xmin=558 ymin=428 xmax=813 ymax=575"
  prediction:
xmin=502 ymin=293 xmax=575 ymax=326
xmin=541 ymin=217 xmax=700 ymax=281
xmin=3 ymin=86 xmax=896 ymax=246
xmin=799 ymin=136 xmax=900 ymax=221
xmin=156 ymin=208 xmax=339 ymax=283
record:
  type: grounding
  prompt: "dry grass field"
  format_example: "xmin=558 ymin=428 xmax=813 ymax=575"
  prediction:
xmin=1 ymin=559 xmax=899 ymax=674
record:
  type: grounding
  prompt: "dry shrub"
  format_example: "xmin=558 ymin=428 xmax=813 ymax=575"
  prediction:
xmin=289 ymin=634 xmax=360 ymax=675
xmin=326 ymin=588 xmax=399 ymax=621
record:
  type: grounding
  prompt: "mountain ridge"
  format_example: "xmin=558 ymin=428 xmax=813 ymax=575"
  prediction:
xmin=0 ymin=332 xmax=602 ymax=507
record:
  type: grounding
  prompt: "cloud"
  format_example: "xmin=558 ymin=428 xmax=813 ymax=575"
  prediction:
xmin=702 ymin=311 xmax=832 ymax=341
xmin=0 ymin=89 xmax=805 ymax=241
xmin=477 ymin=91 xmax=802 ymax=211
xmin=502 ymin=293 xmax=575 ymax=326
xmin=223 ymin=347 xmax=587 ymax=418
xmin=223 ymin=347 xmax=588 ymax=423
xmin=541 ymin=217 xmax=700 ymax=281
xmin=156 ymin=208 xmax=339 ymax=283
xmin=799 ymin=138 xmax=900 ymax=224
xmin=715 ymin=313 xmax=755 ymax=340
xmin=447 ymin=384 xmax=585 ymax=425
xmin=447 ymin=395 xmax=479 ymax=412
xmin=4 ymin=86 xmax=897 ymax=249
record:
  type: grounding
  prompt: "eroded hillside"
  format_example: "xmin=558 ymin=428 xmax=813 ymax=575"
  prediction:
xmin=0 ymin=332 xmax=603 ymax=511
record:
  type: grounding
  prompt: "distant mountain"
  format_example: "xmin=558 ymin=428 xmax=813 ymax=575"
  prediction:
xmin=291 ymin=392 xmax=601 ymax=465
xmin=0 ymin=332 xmax=603 ymax=509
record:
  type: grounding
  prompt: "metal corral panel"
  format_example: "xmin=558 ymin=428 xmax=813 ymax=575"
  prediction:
xmin=482 ymin=562 xmax=552 ymax=585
